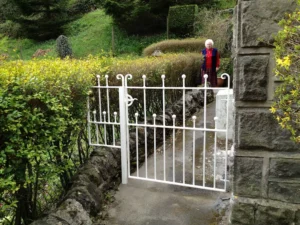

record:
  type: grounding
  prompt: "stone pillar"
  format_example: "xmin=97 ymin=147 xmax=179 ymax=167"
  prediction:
xmin=230 ymin=0 xmax=300 ymax=224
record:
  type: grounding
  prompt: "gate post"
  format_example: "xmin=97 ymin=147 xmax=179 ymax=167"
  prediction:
xmin=119 ymin=86 xmax=128 ymax=184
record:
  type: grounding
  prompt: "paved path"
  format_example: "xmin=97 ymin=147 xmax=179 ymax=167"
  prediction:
xmin=99 ymin=100 xmax=231 ymax=225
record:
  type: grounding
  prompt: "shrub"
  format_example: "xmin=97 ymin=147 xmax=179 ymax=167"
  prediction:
xmin=68 ymin=0 xmax=98 ymax=16
xmin=194 ymin=8 xmax=233 ymax=57
xmin=217 ymin=57 xmax=232 ymax=77
xmin=56 ymin=35 xmax=73 ymax=59
xmin=0 ymin=20 xmax=23 ymax=38
xmin=0 ymin=0 xmax=73 ymax=40
xmin=271 ymin=3 xmax=300 ymax=143
xmin=168 ymin=5 xmax=198 ymax=38
xmin=143 ymin=38 xmax=206 ymax=56
xmin=107 ymin=53 xmax=203 ymax=118
xmin=0 ymin=56 xmax=111 ymax=224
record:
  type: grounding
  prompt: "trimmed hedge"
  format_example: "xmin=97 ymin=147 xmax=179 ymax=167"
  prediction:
xmin=143 ymin=38 xmax=206 ymax=56
xmin=107 ymin=53 xmax=203 ymax=119
xmin=168 ymin=4 xmax=198 ymax=37
xmin=109 ymin=53 xmax=202 ymax=86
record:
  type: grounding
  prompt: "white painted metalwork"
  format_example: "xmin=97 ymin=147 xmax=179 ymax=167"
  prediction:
xmin=87 ymin=73 xmax=231 ymax=191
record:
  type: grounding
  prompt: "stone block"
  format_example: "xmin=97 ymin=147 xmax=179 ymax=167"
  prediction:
xmin=237 ymin=111 xmax=298 ymax=151
xmin=240 ymin=0 xmax=296 ymax=47
xmin=230 ymin=202 xmax=255 ymax=225
xmin=234 ymin=157 xmax=263 ymax=197
xmin=270 ymin=158 xmax=300 ymax=179
xmin=255 ymin=205 xmax=294 ymax=225
xmin=296 ymin=210 xmax=300 ymax=225
xmin=238 ymin=55 xmax=268 ymax=101
xmin=268 ymin=182 xmax=300 ymax=204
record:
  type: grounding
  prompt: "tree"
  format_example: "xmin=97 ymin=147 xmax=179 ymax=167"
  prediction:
xmin=271 ymin=0 xmax=300 ymax=143
xmin=102 ymin=0 xmax=206 ymax=35
xmin=0 ymin=0 xmax=72 ymax=40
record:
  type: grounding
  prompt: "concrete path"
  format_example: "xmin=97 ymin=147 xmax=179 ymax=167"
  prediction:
xmin=98 ymin=100 xmax=232 ymax=225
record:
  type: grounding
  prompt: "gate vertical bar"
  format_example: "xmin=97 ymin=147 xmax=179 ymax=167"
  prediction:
xmin=119 ymin=86 xmax=128 ymax=184
xmin=182 ymin=74 xmax=186 ymax=184
xmin=224 ymin=74 xmax=230 ymax=190
xmin=87 ymin=96 xmax=92 ymax=145
xmin=202 ymin=74 xmax=208 ymax=187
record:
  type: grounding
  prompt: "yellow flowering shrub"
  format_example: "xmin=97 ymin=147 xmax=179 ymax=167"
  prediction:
xmin=272 ymin=2 xmax=300 ymax=143
xmin=0 ymin=56 xmax=112 ymax=224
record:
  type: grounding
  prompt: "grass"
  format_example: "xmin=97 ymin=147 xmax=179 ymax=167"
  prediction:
xmin=215 ymin=0 xmax=236 ymax=10
xmin=0 ymin=9 xmax=167 ymax=60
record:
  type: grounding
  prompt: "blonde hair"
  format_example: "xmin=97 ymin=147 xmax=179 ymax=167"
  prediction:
xmin=205 ymin=39 xmax=214 ymax=47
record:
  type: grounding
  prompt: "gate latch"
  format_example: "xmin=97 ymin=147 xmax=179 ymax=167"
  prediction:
xmin=126 ymin=94 xmax=137 ymax=106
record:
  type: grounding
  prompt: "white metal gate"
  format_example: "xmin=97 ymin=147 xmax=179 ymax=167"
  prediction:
xmin=87 ymin=73 xmax=231 ymax=192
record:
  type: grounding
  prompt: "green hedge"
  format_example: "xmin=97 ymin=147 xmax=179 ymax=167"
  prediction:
xmin=168 ymin=4 xmax=198 ymax=38
xmin=143 ymin=38 xmax=206 ymax=56
xmin=109 ymin=53 xmax=202 ymax=86
xmin=108 ymin=53 xmax=203 ymax=119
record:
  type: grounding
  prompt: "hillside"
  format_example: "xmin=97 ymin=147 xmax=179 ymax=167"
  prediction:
xmin=0 ymin=9 xmax=167 ymax=60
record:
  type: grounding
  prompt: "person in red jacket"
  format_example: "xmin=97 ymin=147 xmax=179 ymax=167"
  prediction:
xmin=201 ymin=39 xmax=220 ymax=87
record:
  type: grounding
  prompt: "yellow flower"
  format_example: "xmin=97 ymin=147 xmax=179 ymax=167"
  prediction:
xmin=270 ymin=107 xmax=276 ymax=113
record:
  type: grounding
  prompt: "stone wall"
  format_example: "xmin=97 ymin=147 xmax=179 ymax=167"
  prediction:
xmin=230 ymin=0 xmax=300 ymax=224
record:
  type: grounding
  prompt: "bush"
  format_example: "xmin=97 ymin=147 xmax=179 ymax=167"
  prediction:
xmin=168 ymin=5 xmax=198 ymax=38
xmin=0 ymin=56 xmax=111 ymax=224
xmin=0 ymin=20 xmax=23 ymax=38
xmin=217 ymin=57 xmax=232 ymax=77
xmin=68 ymin=0 xmax=98 ymax=16
xmin=56 ymin=35 xmax=73 ymax=59
xmin=0 ymin=0 xmax=73 ymax=40
xmin=194 ymin=8 xmax=233 ymax=57
xmin=143 ymin=38 xmax=206 ymax=56
xmin=271 ymin=4 xmax=300 ymax=143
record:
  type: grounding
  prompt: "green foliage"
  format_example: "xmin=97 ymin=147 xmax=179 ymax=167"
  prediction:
xmin=215 ymin=0 xmax=236 ymax=10
xmin=0 ymin=20 xmax=23 ymax=38
xmin=0 ymin=57 xmax=110 ymax=224
xmin=217 ymin=57 xmax=232 ymax=77
xmin=68 ymin=0 xmax=98 ymax=16
xmin=102 ymin=0 xmax=203 ymax=35
xmin=143 ymin=38 xmax=206 ymax=56
xmin=271 ymin=2 xmax=300 ymax=143
xmin=168 ymin=5 xmax=198 ymax=38
xmin=194 ymin=8 xmax=233 ymax=57
xmin=56 ymin=35 xmax=73 ymax=59
xmin=0 ymin=0 xmax=73 ymax=40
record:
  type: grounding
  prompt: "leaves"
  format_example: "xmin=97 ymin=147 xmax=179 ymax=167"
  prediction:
xmin=272 ymin=4 xmax=300 ymax=143
xmin=0 ymin=57 xmax=102 ymax=223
